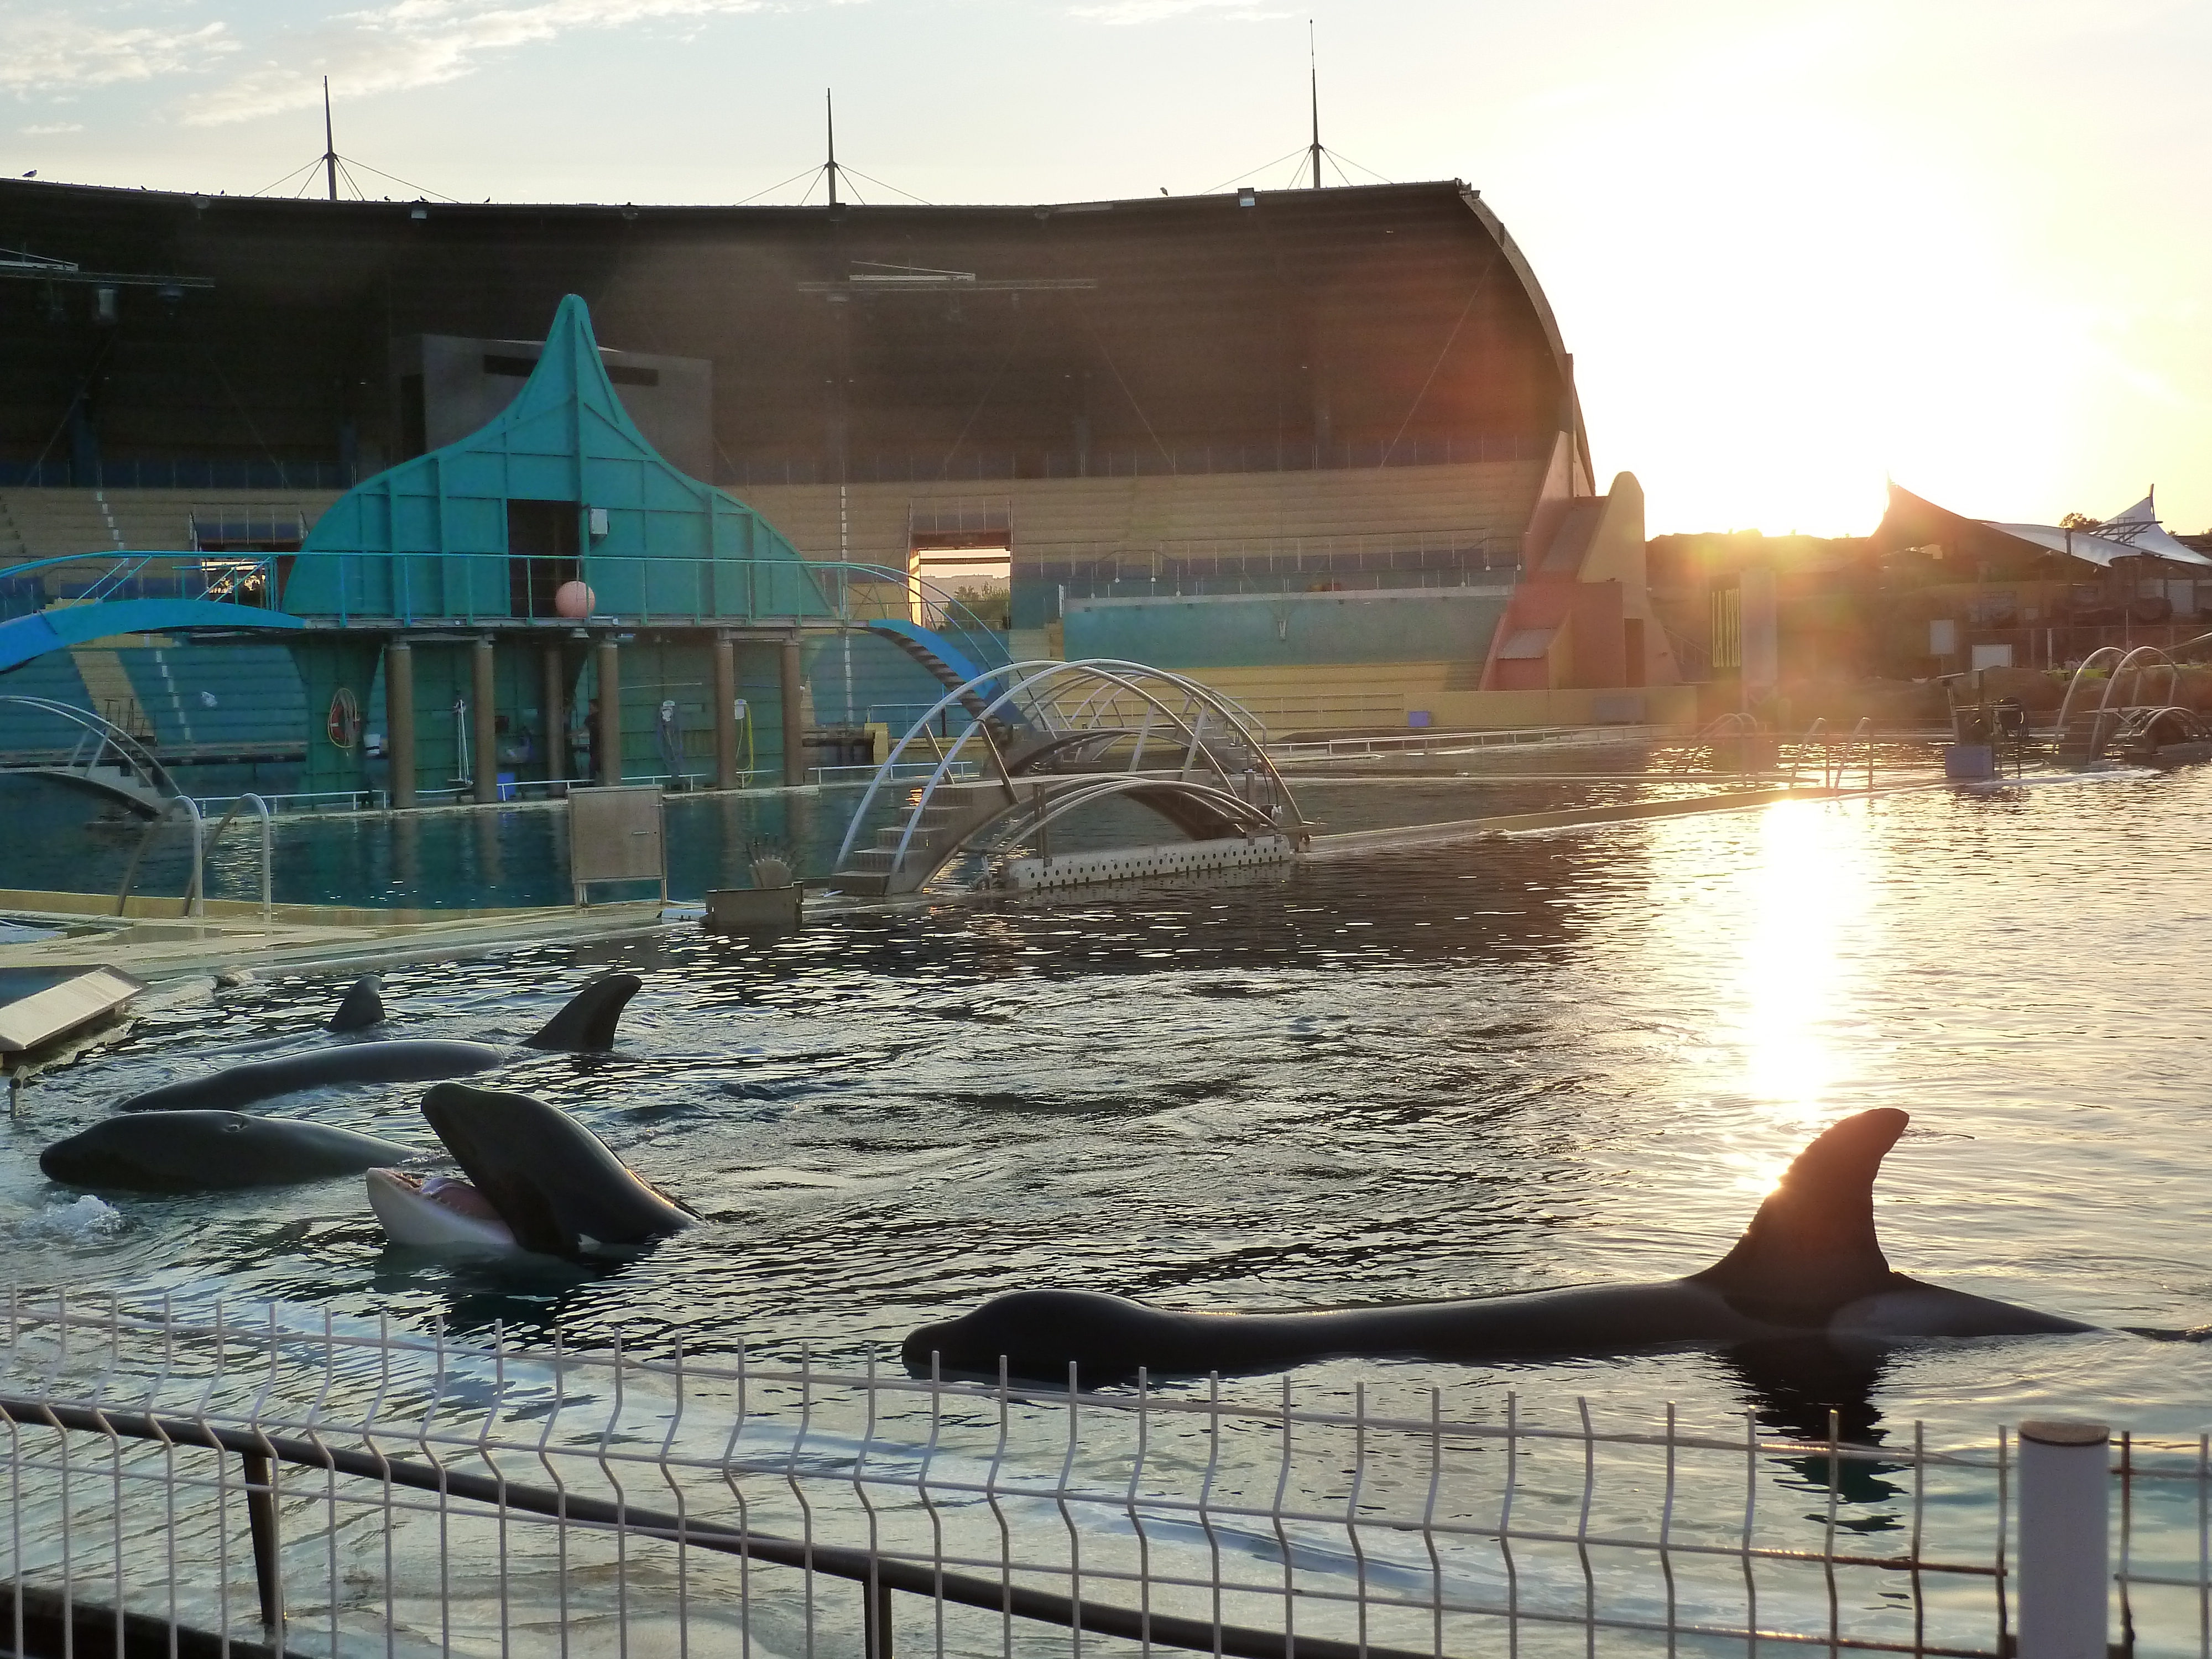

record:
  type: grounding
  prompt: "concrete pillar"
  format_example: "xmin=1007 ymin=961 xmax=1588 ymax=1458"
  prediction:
xmin=2017 ymin=1420 xmax=2110 ymax=1659
xmin=541 ymin=643 xmax=567 ymax=784
xmin=779 ymin=632 xmax=806 ymax=787
xmin=713 ymin=635 xmax=739 ymax=790
xmin=384 ymin=637 xmax=415 ymax=810
xmin=471 ymin=637 xmax=498 ymax=804
xmin=596 ymin=638 xmax=622 ymax=787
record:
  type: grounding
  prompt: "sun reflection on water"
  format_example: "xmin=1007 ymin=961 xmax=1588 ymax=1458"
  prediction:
xmin=1651 ymin=797 xmax=1880 ymax=1200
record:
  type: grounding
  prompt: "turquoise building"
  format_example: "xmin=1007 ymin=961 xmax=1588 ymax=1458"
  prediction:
xmin=279 ymin=295 xmax=880 ymax=804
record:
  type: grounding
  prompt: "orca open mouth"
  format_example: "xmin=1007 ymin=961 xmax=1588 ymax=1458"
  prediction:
xmin=362 ymin=1084 xmax=699 ymax=1261
xmin=364 ymin=1167 xmax=517 ymax=1250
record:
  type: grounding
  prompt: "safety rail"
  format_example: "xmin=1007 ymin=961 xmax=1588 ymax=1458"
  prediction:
xmin=272 ymin=551 xmax=1013 ymax=644
xmin=0 ymin=551 xmax=292 ymax=623
xmin=0 ymin=696 xmax=177 ymax=800
xmin=1796 ymin=717 xmax=1877 ymax=790
xmin=1665 ymin=712 xmax=1768 ymax=779
xmin=0 ymin=551 xmax=1013 ymax=652
xmin=1269 ymin=726 xmax=1670 ymax=763
xmin=0 ymin=1297 xmax=2176 ymax=1659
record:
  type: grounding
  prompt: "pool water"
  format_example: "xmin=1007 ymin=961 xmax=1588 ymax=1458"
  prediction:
xmin=4 ymin=760 xmax=2210 ymax=1512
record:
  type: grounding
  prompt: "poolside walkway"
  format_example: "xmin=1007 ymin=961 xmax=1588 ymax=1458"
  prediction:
xmin=0 ymin=889 xmax=666 ymax=983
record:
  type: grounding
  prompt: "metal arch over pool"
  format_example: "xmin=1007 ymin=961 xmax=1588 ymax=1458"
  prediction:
xmin=831 ymin=656 xmax=1305 ymax=897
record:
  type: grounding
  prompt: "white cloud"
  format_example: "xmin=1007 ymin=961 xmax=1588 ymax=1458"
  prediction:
xmin=186 ymin=0 xmax=770 ymax=125
xmin=1070 ymin=0 xmax=1289 ymax=22
xmin=0 ymin=15 xmax=236 ymax=91
xmin=20 ymin=123 xmax=87 ymax=135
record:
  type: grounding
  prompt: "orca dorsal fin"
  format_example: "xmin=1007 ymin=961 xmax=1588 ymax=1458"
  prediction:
xmin=521 ymin=972 xmax=641 ymax=1051
xmin=327 ymin=975 xmax=387 ymax=1032
xmin=1689 ymin=1108 xmax=1908 ymax=1319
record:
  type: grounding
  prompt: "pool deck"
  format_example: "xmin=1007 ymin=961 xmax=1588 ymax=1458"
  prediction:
xmin=0 ymin=889 xmax=666 ymax=983
xmin=0 ymin=769 xmax=1979 ymax=985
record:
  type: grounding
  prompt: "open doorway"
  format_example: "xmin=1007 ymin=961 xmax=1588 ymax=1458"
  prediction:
xmin=910 ymin=541 xmax=1010 ymax=629
xmin=508 ymin=499 xmax=580 ymax=619
xmin=909 ymin=501 xmax=1011 ymax=631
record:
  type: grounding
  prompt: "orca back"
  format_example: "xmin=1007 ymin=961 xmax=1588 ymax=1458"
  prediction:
xmin=327 ymin=975 xmax=388 ymax=1032
xmin=1689 ymin=1107 xmax=1908 ymax=1321
xmin=522 ymin=973 xmax=641 ymax=1052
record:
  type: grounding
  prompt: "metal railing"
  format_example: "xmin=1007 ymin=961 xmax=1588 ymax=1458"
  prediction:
xmin=1267 ymin=726 xmax=1660 ymax=763
xmin=1797 ymin=717 xmax=1877 ymax=790
xmin=269 ymin=551 xmax=1014 ymax=641
xmin=0 ymin=550 xmax=291 ymax=622
xmin=0 ymin=1297 xmax=2177 ymax=1659
xmin=0 ymin=551 xmax=1012 ymax=652
xmin=0 ymin=696 xmax=178 ymax=801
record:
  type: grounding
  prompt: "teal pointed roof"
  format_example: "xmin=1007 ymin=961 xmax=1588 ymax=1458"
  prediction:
xmin=282 ymin=294 xmax=829 ymax=625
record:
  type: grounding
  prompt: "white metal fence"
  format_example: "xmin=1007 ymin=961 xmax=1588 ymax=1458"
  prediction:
xmin=0 ymin=1295 xmax=2192 ymax=1659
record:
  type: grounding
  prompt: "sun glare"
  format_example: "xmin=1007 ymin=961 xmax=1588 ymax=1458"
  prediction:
xmin=1644 ymin=799 xmax=1876 ymax=1199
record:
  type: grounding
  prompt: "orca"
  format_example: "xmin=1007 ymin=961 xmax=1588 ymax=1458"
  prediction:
xmin=364 ymin=1082 xmax=699 ymax=1260
xmin=40 ymin=1110 xmax=419 ymax=1193
xmin=900 ymin=1109 xmax=2098 ymax=1383
xmin=114 ymin=973 xmax=641 ymax=1113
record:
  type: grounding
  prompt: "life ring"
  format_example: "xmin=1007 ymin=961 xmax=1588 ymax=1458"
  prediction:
xmin=327 ymin=686 xmax=362 ymax=749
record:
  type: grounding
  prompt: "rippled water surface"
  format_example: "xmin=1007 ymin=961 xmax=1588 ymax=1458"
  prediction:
xmin=7 ymin=761 xmax=2212 ymax=1481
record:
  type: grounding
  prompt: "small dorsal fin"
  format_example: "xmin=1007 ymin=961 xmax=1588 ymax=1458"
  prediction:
xmin=327 ymin=974 xmax=387 ymax=1033
xmin=521 ymin=972 xmax=641 ymax=1051
xmin=1690 ymin=1108 xmax=1908 ymax=1319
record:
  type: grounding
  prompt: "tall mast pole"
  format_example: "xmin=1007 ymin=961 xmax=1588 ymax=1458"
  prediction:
xmin=323 ymin=77 xmax=338 ymax=201
xmin=1308 ymin=21 xmax=1322 ymax=189
xmin=825 ymin=88 xmax=839 ymax=207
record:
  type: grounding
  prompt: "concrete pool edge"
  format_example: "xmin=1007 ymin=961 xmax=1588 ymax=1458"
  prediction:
xmin=0 ymin=891 xmax=667 ymax=983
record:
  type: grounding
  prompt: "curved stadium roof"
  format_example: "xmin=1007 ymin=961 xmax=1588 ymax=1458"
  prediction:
xmin=0 ymin=178 xmax=1588 ymax=490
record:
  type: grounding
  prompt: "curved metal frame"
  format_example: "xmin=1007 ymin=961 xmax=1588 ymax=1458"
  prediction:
xmin=833 ymin=658 xmax=1299 ymax=888
xmin=2053 ymin=645 xmax=2193 ymax=763
xmin=198 ymin=792 xmax=274 ymax=919
xmin=0 ymin=695 xmax=178 ymax=803
xmin=173 ymin=794 xmax=206 ymax=918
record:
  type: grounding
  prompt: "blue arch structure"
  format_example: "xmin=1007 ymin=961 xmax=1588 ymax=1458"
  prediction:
xmin=0 ymin=597 xmax=302 ymax=674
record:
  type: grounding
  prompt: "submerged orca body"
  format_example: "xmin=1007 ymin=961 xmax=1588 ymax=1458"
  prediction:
xmin=364 ymin=1082 xmax=698 ymax=1260
xmin=114 ymin=973 xmax=641 ymax=1113
xmin=40 ymin=1110 xmax=418 ymax=1193
xmin=901 ymin=1110 xmax=2096 ymax=1383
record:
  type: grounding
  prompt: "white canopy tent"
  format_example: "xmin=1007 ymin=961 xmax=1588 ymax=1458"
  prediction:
xmin=1982 ymin=489 xmax=2212 ymax=569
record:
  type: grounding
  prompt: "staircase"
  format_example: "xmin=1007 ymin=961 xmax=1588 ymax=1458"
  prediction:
xmin=834 ymin=780 xmax=1019 ymax=897
xmin=862 ymin=618 xmax=1036 ymax=749
xmin=0 ymin=693 xmax=176 ymax=817
xmin=66 ymin=648 xmax=155 ymax=742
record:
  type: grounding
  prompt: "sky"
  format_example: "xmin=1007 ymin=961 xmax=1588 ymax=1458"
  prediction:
xmin=4 ymin=0 xmax=2209 ymax=538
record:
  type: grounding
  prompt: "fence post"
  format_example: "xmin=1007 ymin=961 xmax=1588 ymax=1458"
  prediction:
xmin=241 ymin=1448 xmax=284 ymax=1632
xmin=2017 ymin=1419 xmax=2109 ymax=1659
xmin=864 ymin=1576 xmax=893 ymax=1659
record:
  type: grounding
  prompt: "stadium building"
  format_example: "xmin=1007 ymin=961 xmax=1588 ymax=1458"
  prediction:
xmin=0 ymin=175 xmax=1684 ymax=793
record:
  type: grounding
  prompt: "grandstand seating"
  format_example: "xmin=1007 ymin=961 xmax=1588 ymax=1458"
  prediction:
xmin=0 ymin=653 xmax=96 ymax=755
xmin=118 ymin=644 xmax=304 ymax=756
xmin=0 ymin=488 xmax=340 ymax=571
xmin=741 ymin=458 xmax=1545 ymax=573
